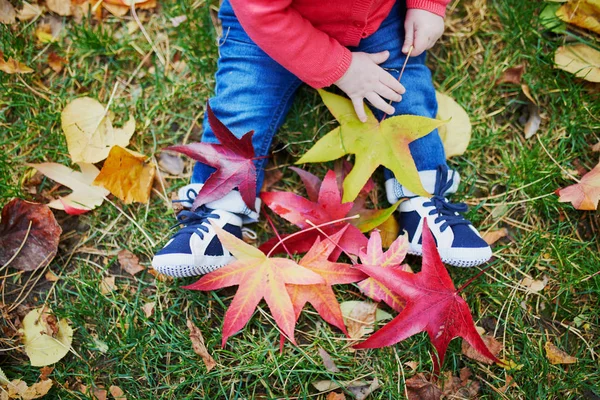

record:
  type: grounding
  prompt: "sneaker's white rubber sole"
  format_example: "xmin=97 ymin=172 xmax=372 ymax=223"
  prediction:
xmin=408 ymin=244 xmax=492 ymax=268
xmin=152 ymin=254 xmax=234 ymax=278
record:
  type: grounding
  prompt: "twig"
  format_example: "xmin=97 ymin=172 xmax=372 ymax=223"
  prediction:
xmin=380 ymin=45 xmax=413 ymax=122
xmin=130 ymin=1 xmax=166 ymax=66
xmin=0 ymin=221 xmax=32 ymax=273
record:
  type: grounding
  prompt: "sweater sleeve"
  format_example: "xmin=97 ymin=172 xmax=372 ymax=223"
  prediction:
xmin=228 ymin=0 xmax=352 ymax=88
xmin=406 ymin=0 xmax=451 ymax=17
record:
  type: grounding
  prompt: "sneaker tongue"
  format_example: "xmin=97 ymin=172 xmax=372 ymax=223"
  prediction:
xmin=176 ymin=184 xmax=260 ymax=223
xmin=385 ymin=169 xmax=461 ymax=202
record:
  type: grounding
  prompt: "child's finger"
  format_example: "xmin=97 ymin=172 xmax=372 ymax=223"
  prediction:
xmin=380 ymin=72 xmax=405 ymax=94
xmin=352 ymin=97 xmax=368 ymax=123
xmin=366 ymin=92 xmax=395 ymax=115
xmin=367 ymin=50 xmax=390 ymax=65
xmin=376 ymin=83 xmax=402 ymax=103
xmin=403 ymin=21 xmax=414 ymax=54
xmin=411 ymin=33 xmax=429 ymax=56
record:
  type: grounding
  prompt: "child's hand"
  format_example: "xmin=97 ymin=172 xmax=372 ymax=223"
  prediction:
xmin=403 ymin=9 xmax=445 ymax=56
xmin=334 ymin=51 xmax=405 ymax=122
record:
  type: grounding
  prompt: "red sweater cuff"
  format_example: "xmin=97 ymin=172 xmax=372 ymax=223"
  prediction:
xmin=406 ymin=0 xmax=448 ymax=17
xmin=308 ymin=47 xmax=352 ymax=89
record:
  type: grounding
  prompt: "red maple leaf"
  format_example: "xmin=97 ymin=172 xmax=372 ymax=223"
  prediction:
xmin=354 ymin=220 xmax=500 ymax=374
xmin=556 ymin=161 xmax=600 ymax=210
xmin=287 ymin=228 xmax=367 ymax=336
xmin=357 ymin=230 xmax=410 ymax=312
xmin=184 ymin=223 xmax=324 ymax=346
xmin=167 ymin=103 xmax=257 ymax=211
xmin=259 ymin=170 xmax=368 ymax=257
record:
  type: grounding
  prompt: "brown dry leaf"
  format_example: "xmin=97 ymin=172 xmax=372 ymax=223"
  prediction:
xmin=545 ymin=342 xmax=577 ymax=365
xmin=109 ymin=385 xmax=126 ymax=400
xmin=158 ymin=151 xmax=184 ymax=176
xmin=148 ymin=268 xmax=173 ymax=282
xmin=47 ymin=52 xmax=66 ymax=73
xmin=170 ymin=15 xmax=187 ymax=27
xmin=39 ymin=366 xmax=54 ymax=381
xmin=482 ymin=227 xmax=508 ymax=245
xmin=404 ymin=361 xmax=418 ymax=371
xmin=520 ymin=275 xmax=548 ymax=294
xmin=524 ymin=103 xmax=541 ymax=139
xmin=35 ymin=15 xmax=63 ymax=43
xmin=592 ymin=141 xmax=600 ymax=152
xmin=261 ymin=169 xmax=284 ymax=192
xmin=557 ymin=0 xmax=600 ymax=34
xmin=100 ymin=276 xmax=116 ymax=294
xmin=186 ymin=319 xmax=216 ymax=372
xmin=5 ymin=379 xmax=53 ymax=399
xmin=461 ymin=335 xmax=503 ymax=364
xmin=17 ymin=2 xmax=43 ymax=21
xmin=0 ymin=199 xmax=62 ymax=271
xmin=141 ymin=302 xmax=155 ymax=318
xmin=326 ymin=393 xmax=346 ymax=400
xmin=0 ymin=0 xmax=16 ymax=24
xmin=318 ymin=347 xmax=340 ymax=373
xmin=46 ymin=0 xmax=71 ymax=15
xmin=92 ymin=387 xmax=108 ymax=400
xmin=312 ymin=379 xmax=380 ymax=400
xmin=117 ymin=249 xmax=145 ymax=276
xmin=0 ymin=52 xmax=34 ymax=74
xmin=340 ymin=301 xmax=377 ymax=340
xmin=441 ymin=368 xmax=480 ymax=399
xmin=499 ymin=376 xmax=516 ymax=393
xmin=93 ymin=146 xmax=156 ymax=204
xmin=376 ymin=214 xmax=400 ymax=248
xmin=496 ymin=64 xmax=525 ymax=85
xmin=405 ymin=374 xmax=442 ymax=400
xmin=555 ymin=44 xmax=600 ymax=83
xmin=45 ymin=270 xmax=60 ymax=282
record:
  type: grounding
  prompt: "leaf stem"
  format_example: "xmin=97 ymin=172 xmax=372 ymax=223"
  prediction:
xmin=456 ymin=263 xmax=495 ymax=294
xmin=263 ymin=209 xmax=293 ymax=258
xmin=303 ymin=220 xmax=358 ymax=265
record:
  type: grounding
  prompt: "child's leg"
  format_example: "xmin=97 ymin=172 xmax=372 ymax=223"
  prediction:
xmin=153 ymin=0 xmax=302 ymax=277
xmin=353 ymin=2 xmax=491 ymax=267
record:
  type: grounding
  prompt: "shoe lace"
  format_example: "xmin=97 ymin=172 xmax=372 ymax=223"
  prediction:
xmin=422 ymin=165 xmax=470 ymax=232
xmin=171 ymin=187 xmax=221 ymax=240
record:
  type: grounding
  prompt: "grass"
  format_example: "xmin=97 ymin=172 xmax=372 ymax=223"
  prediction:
xmin=1 ymin=0 xmax=599 ymax=398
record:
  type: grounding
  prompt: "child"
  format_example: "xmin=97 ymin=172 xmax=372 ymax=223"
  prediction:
xmin=152 ymin=0 xmax=492 ymax=277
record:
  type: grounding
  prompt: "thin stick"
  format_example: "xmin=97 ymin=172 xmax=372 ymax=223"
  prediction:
xmin=0 ymin=221 xmax=32 ymax=273
xmin=380 ymin=45 xmax=413 ymax=122
xmin=303 ymin=219 xmax=358 ymax=264
xmin=130 ymin=2 xmax=166 ymax=66
xmin=263 ymin=210 xmax=293 ymax=258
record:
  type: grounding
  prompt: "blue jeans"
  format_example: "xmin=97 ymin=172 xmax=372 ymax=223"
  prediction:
xmin=192 ymin=0 xmax=447 ymax=191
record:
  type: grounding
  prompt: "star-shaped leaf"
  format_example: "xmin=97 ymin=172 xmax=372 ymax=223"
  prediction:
xmin=354 ymin=220 xmax=499 ymax=374
xmin=184 ymin=223 xmax=324 ymax=346
xmin=297 ymin=90 xmax=447 ymax=202
xmin=167 ymin=104 xmax=257 ymax=211
xmin=556 ymin=161 xmax=600 ymax=210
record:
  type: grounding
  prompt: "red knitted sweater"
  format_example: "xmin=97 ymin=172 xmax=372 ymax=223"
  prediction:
xmin=228 ymin=0 xmax=449 ymax=88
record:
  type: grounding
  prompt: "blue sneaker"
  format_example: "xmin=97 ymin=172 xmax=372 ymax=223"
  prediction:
xmin=385 ymin=166 xmax=492 ymax=267
xmin=152 ymin=184 xmax=260 ymax=277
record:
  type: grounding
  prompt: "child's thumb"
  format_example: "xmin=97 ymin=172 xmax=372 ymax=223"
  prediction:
xmin=403 ymin=21 xmax=414 ymax=54
xmin=367 ymin=51 xmax=390 ymax=64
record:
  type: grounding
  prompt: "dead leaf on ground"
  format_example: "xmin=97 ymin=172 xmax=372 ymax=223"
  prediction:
xmin=170 ymin=15 xmax=187 ymax=27
xmin=46 ymin=0 xmax=71 ymax=16
xmin=101 ymin=0 xmax=156 ymax=17
xmin=157 ymin=151 xmax=184 ymax=176
xmin=556 ymin=161 xmax=600 ymax=210
xmin=141 ymin=302 xmax=155 ymax=318
xmin=312 ymin=378 xmax=380 ymax=400
xmin=117 ymin=249 xmax=145 ymax=275
xmin=92 ymin=387 xmax=108 ymax=400
xmin=35 ymin=16 xmax=63 ymax=43
xmin=17 ymin=2 xmax=43 ymax=21
xmin=520 ymin=275 xmax=548 ymax=294
xmin=20 ymin=307 xmax=73 ymax=366
xmin=100 ymin=276 xmax=116 ymax=294
xmin=4 ymin=379 xmax=53 ymax=399
xmin=556 ymin=0 xmax=600 ymax=35
xmin=0 ymin=51 xmax=34 ymax=74
xmin=93 ymin=146 xmax=156 ymax=204
xmin=441 ymin=368 xmax=480 ymax=399
xmin=48 ymin=52 xmax=66 ymax=73
xmin=0 ymin=367 xmax=8 ymax=385
xmin=318 ymin=347 xmax=340 ymax=373
xmin=261 ymin=169 xmax=284 ymax=192
xmin=39 ymin=366 xmax=54 ymax=381
xmin=436 ymin=91 xmax=471 ymax=158
xmin=405 ymin=374 xmax=442 ymax=400
xmin=482 ymin=228 xmax=509 ymax=245
xmin=545 ymin=342 xmax=577 ymax=365
xmin=461 ymin=335 xmax=503 ymax=364
xmin=45 ymin=270 xmax=60 ymax=282
xmin=0 ymin=199 xmax=62 ymax=271
xmin=326 ymin=393 xmax=346 ymax=400
xmin=186 ymin=319 xmax=216 ymax=372
xmin=109 ymin=385 xmax=127 ymax=400
xmin=496 ymin=64 xmax=525 ymax=85
xmin=524 ymin=103 xmax=541 ymax=139
xmin=554 ymin=44 xmax=600 ymax=83
xmin=0 ymin=0 xmax=16 ymax=24
xmin=147 ymin=268 xmax=173 ymax=283
xmin=499 ymin=376 xmax=516 ymax=393
xmin=339 ymin=301 xmax=392 ymax=340
xmin=592 ymin=141 xmax=600 ymax=152
xmin=61 ymin=97 xmax=136 ymax=163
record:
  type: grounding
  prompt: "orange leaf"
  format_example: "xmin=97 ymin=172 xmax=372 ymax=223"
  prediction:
xmin=93 ymin=146 xmax=156 ymax=204
xmin=0 ymin=51 xmax=33 ymax=74
xmin=556 ymin=162 xmax=600 ymax=210
xmin=184 ymin=223 xmax=325 ymax=345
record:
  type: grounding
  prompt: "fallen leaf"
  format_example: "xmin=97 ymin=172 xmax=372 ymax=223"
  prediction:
xmin=39 ymin=366 xmax=54 ymax=381
xmin=482 ymin=228 xmax=509 ymax=245
xmin=157 ymin=151 xmax=184 ymax=176
xmin=147 ymin=268 xmax=173 ymax=282
xmin=184 ymin=223 xmax=325 ymax=345
xmin=109 ymin=385 xmax=126 ymax=400
xmin=170 ymin=15 xmax=187 ymax=27
xmin=557 ymin=0 xmax=600 ymax=34
xmin=186 ymin=319 xmax=217 ymax=372
xmin=441 ymin=368 xmax=480 ymax=399
xmin=141 ymin=302 xmax=155 ymax=318
xmin=312 ymin=378 xmax=380 ymax=400
xmin=405 ymin=373 xmax=442 ymax=400
xmin=28 ymin=162 xmax=109 ymax=214
xmin=520 ymin=275 xmax=548 ymax=294
xmin=592 ymin=141 xmax=600 ymax=152
xmin=545 ymin=341 xmax=577 ymax=365
xmin=261 ymin=168 xmax=283 ymax=192
xmin=4 ymin=379 xmax=53 ymax=399
xmin=298 ymin=90 xmax=446 ymax=201
xmin=436 ymin=91 xmax=471 ymax=158
xmin=0 ymin=52 xmax=34 ymax=74
xmin=46 ymin=0 xmax=71 ymax=15
xmin=20 ymin=307 xmax=73 ymax=366
xmin=17 ymin=2 xmax=43 ymax=21
xmin=35 ymin=16 xmax=63 ymax=43
xmin=499 ymin=376 xmax=516 ymax=393
xmin=167 ymin=104 xmax=257 ymax=211
xmin=100 ymin=276 xmax=116 ymax=294
xmin=326 ymin=393 xmax=346 ymax=400
xmin=0 ymin=199 xmax=62 ymax=271
xmin=117 ymin=249 xmax=145 ymax=275
xmin=354 ymin=220 xmax=500 ymax=374
xmin=93 ymin=146 xmax=156 ymax=204
xmin=404 ymin=361 xmax=419 ymax=371
xmin=47 ymin=52 xmax=66 ymax=73
xmin=554 ymin=44 xmax=600 ymax=83
xmin=0 ymin=0 xmax=16 ymax=24
xmin=339 ymin=301 xmax=392 ymax=340
xmin=45 ymin=270 xmax=60 ymax=282
xmin=357 ymin=230 xmax=410 ymax=312
xmin=0 ymin=367 xmax=8 ymax=385
xmin=61 ymin=97 xmax=136 ymax=164
xmin=101 ymin=0 xmax=156 ymax=17
xmin=260 ymin=170 xmax=368 ymax=257
xmin=540 ymin=3 xmax=567 ymax=33
xmin=496 ymin=65 xmax=525 ymax=85
xmin=461 ymin=335 xmax=503 ymax=364
xmin=92 ymin=387 xmax=108 ymax=400
xmin=524 ymin=103 xmax=541 ymax=139
xmin=318 ymin=347 xmax=340 ymax=373
xmin=556 ymin=161 xmax=600 ymax=210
